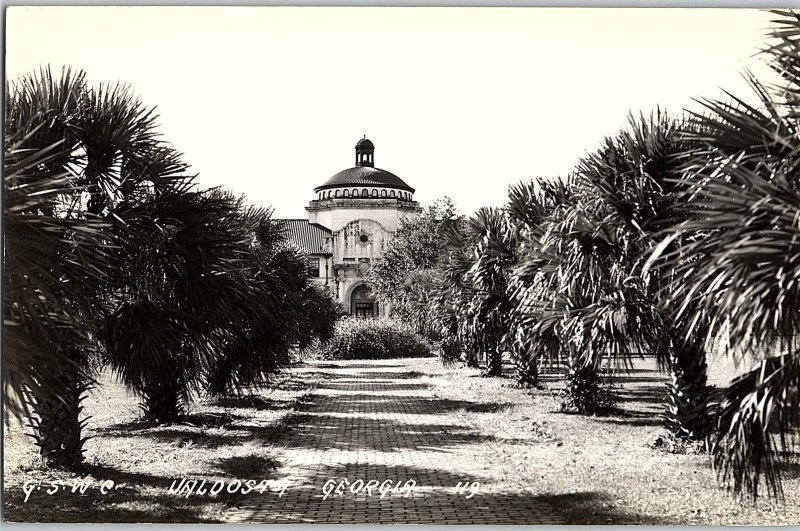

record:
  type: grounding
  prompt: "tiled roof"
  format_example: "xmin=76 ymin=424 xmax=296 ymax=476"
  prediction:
xmin=276 ymin=219 xmax=331 ymax=256
xmin=314 ymin=166 xmax=415 ymax=193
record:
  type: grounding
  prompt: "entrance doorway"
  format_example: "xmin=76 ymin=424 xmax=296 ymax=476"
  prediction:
xmin=350 ymin=284 xmax=376 ymax=317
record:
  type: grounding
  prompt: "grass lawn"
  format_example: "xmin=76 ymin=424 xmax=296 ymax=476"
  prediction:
xmin=422 ymin=355 xmax=800 ymax=525
xmin=3 ymin=364 xmax=328 ymax=523
xmin=3 ymin=355 xmax=798 ymax=524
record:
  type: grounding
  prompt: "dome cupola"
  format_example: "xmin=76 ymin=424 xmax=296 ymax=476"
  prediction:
xmin=356 ymin=136 xmax=374 ymax=167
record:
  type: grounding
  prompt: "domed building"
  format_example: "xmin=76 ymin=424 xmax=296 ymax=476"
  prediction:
xmin=280 ymin=137 xmax=421 ymax=316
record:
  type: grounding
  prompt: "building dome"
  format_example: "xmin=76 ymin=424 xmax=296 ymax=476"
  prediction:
xmin=315 ymin=165 xmax=415 ymax=193
xmin=314 ymin=137 xmax=415 ymax=194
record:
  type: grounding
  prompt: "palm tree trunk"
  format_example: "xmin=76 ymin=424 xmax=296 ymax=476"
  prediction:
xmin=663 ymin=339 xmax=713 ymax=440
xmin=562 ymin=352 xmax=610 ymax=414
xmin=465 ymin=347 xmax=480 ymax=368
xmin=515 ymin=354 xmax=539 ymax=387
xmin=206 ymin=359 xmax=232 ymax=398
xmin=487 ymin=347 xmax=504 ymax=377
xmin=30 ymin=348 xmax=88 ymax=469
xmin=140 ymin=379 xmax=185 ymax=424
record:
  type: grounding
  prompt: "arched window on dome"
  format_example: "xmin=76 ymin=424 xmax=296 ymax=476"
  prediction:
xmin=362 ymin=188 xmax=368 ymax=197
xmin=371 ymin=189 xmax=378 ymax=197
xmin=343 ymin=189 xmax=349 ymax=197
xmin=352 ymin=188 xmax=358 ymax=197
xmin=381 ymin=190 xmax=387 ymax=197
xmin=390 ymin=190 xmax=396 ymax=198
xmin=335 ymin=190 xmax=340 ymax=198
xmin=327 ymin=191 xmax=332 ymax=199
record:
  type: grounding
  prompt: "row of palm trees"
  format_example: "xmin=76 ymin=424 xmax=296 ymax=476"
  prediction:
xmin=4 ymin=68 xmax=338 ymax=469
xmin=373 ymin=11 xmax=800 ymax=500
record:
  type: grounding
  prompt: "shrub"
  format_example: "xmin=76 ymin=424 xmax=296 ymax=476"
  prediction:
xmin=319 ymin=318 xmax=435 ymax=360
xmin=560 ymin=363 xmax=616 ymax=415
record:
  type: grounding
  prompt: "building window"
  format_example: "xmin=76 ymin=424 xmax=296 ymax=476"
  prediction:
xmin=381 ymin=190 xmax=387 ymax=197
xmin=352 ymin=189 xmax=359 ymax=197
xmin=390 ymin=190 xmax=396 ymax=198
xmin=343 ymin=189 xmax=349 ymax=197
xmin=343 ymin=257 xmax=356 ymax=262
xmin=371 ymin=189 xmax=378 ymax=197
xmin=335 ymin=190 xmax=340 ymax=198
xmin=362 ymin=188 xmax=369 ymax=197
xmin=354 ymin=302 xmax=374 ymax=318
xmin=307 ymin=258 xmax=320 ymax=277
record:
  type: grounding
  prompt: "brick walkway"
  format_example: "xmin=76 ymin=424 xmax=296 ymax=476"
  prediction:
xmin=230 ymin=359 xmax=564 ymax=524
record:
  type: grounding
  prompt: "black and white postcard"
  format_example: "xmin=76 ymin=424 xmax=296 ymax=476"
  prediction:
xmin=3 ymin=6 xmax=799 ymax=525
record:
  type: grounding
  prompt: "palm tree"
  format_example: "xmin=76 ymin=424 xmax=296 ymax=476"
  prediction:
xmin=4 ymin=67 xmax=118 ymax=467
xmin=433 ymin=219 xmax=479 ymax=367
xmin=5 ymin=67 xmax=261 ymax=458
xmin=100 ymin=186 xmax=254 ymax=420
xmin=655 ymin=10 xmax=800 ymax=499
xmin=6 ymin=67 xmax=340 ymax=465
xmin=510 ymin=113 xmax=717 ymax=421
xmin=463 ymin=207 xmax=518 ymax=376
xmin=506 ymin=178 xmax=572 ymax=386
xmin=203 ymin=203 xmax=340 ymax=397
xmin=578 ymin=112 xmax=717 ymax=436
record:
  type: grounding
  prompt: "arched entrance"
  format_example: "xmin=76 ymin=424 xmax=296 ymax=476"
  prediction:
xmin=350 ymin=284 xmax=377 ymax=317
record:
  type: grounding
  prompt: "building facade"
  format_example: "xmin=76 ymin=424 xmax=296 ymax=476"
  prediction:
xmin=280 ymin=137 xmax=421 ymax=316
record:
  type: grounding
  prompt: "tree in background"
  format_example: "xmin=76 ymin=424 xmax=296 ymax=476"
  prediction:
xmin=366 ymin=197 xmax=463 ymax=342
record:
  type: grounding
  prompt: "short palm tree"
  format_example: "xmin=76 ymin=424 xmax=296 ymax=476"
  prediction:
xmin=511 ymin=112 xmax=715 ymax=421
xmin=506 ymin=178 xmax=572 ymax=386
xmin=464 ymin=207 xmax=518 ymax=376
xmin=4 ymin=67 xmax=121 ymax=467
xmin=656 ymin=10 xmax=800 ymax=498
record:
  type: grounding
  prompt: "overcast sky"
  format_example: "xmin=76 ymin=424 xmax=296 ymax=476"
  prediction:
xmin=6 ymin=7 xmax=776 ymax=218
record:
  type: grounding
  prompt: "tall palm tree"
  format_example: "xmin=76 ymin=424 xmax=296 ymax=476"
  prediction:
xmin=5 ymin=67 xmax=250 ymax=459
